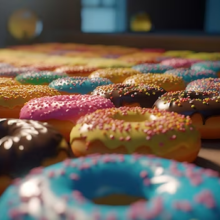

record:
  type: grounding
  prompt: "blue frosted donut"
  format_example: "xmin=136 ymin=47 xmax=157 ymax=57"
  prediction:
xmin=49 ymin=77 xmax=112 ymax=94
xmin=165 ymin=68 xmax=217 ymax=83
xmin=132 ymin=64 xmax=174 ymax=73
xmin=191 ymin=61 xmax=220 ymax=76
xmin=1 ymin=154 xmax=220 ymax=220
xmin=186 ymin=78 xmax=220 ymax=92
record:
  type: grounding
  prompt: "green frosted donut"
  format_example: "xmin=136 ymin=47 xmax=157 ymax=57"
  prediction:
xmin=15 ymin=71 xmax=68 ymax=85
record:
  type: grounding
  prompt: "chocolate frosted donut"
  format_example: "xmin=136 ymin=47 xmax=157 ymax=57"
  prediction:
xmin=153 ymin=91 xmax=220 ymax=139
xmin=0 ymin=119 xmax=69 ymax=193
xmin=92 ymin=83 xmax=166 ymax=108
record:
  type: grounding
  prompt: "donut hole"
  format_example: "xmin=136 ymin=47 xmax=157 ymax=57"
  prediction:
xmin=112 ymin=112 xmax=155 ymax=123
xmin=73 ymin=167 xmax=147 ymax=206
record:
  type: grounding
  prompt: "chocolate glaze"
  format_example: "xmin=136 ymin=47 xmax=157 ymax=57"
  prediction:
xmin=0 ymin=119 xmax=70 ymax=178
xmin=92 ymin=83 xmax=166 ymax=108
xmin=153 ymin=91 xmax=220 ymax=125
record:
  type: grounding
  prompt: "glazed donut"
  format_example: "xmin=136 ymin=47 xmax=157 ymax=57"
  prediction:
xmin=92 ymin=83 xmax=166 ymax=108
xmin=160 ymin=58 xmax=198 ymax=68
xmin=55 ymin=66 xmax=99 ymax=77
xmin=132 ymin=64 xmax=173 ymax=73
xmin=0 ymin=118 xmax=69 ymax=194
xmin=153 ymin=90 xmax=220 ymax=139
xmin=165 ymin=68 xmax=217 ymax=84
xmin=0 ymin=67 xmax=37 ymax=78
xmin=123 ymin=73 xmax=185 ymax=92
xmin=15 ymin=71 xmax=68 ymax=85
xmin=20 ymin=95 xmax=115 ymax=140
xmin=70 ymin=107 xmax=201 ymax=162
xmin=89 ymin=68 xmax=141 ymax=83
xmin=191 ymin=61 xmax=220 ymax=76
xmin=0 ymin=85 xmax=60 ymax=118
xmin=1 ymin=154 xmax=220 ymax=219
xmin=49 ymin=77 xmax=112 ymax=95
xmin=0 ymin=77 xmax=19 ymax=86
xmin=186 ymin=78 xmax=220 ymax=92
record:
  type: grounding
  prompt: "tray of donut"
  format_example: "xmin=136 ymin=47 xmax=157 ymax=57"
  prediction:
xmin=0 ymin=44 xmax=220 ymax=219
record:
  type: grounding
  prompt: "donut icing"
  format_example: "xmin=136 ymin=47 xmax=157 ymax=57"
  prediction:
xmin=1 ymin=154 xmax=220 ymax=219
xmin=49 ymin=77 xmax=112 ymax=94
xmin=123 ymin=74 xmax=185 ymax=92
xmin=70 ymin=107 xmax=200 ymax=161
xmin=132 ymin=64 xmax=174 ymax=73
xmin=191 ymin=61 xmax=220 ymax=74
xmin=0 ymin=85 xmax=60 ymax=108
xmin=0 ymin=77 xmax=19 ymax=86
xmin=0 ymin=119 xmax=69 ymax=178
xmin=55 ymin=66 xmax=98 ymax=76
xmin=0 ymin=67 xmax=37 ymax=78
xmin=165 ymin=68 xmax=217 ymax=83
xmin=153 ymin=91 xmax=220 ymax=125
xmin=160 ymin=58 xmax=196 ymax=68
xmin=15 ymin=71 xmax=68 ymax=85
xmin=89 ymin=68 xmax=140 ymax=83
xmin=186 ymin=78 xmax=220 ymax=92
xmin=92 ymin=83 xmax=166 ymax=108
xmin=20 ymin=95 xmax=115 ymax=122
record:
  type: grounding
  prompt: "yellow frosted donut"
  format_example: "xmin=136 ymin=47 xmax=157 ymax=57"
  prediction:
xmin=70 ymin=107 xmax=201 ymax=162
xmin=89 ymin=68 xmax=141 ymax=83
xmin=123 ymin=73 xmax=185 ymax=91
xmin=0 ymin=85 xmax=60 ymax=118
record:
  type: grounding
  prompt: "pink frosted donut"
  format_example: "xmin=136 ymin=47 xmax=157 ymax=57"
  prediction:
xmin=161 ymin=58 xmax=199 ymax=68
xmin=20 ymin=95 xmax=114 ymax=140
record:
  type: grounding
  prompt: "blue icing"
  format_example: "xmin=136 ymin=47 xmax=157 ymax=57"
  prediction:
xmin=191 ymin=61 xmax=220 ymax=72
xmin=132 ymin=64 xmax=173 ymax=73
xmin=49 ymin=77 xmax=113 ymax=94
xmin=165 ymin=68 xmax=217 ymax=83
xmin=0 ymin=154 xmax=220 ymax=220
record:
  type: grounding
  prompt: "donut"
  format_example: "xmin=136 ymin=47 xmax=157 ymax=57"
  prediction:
xmin=55 ymin=66 xmax=99 ymax=77
xmin=15 ymin=71 xmax=68 ymax=85
xmin=30 ymin=64 xmax=61 ymax=71
xmin=20 ymin=95 xmax=115 ymax=140
xmin=191 ymin=61 xmax=220 ymax=76
xmin=0 ymin=85 xmax=60 ymax=118
xmin=186 ymin=78 xmax=220 ymax=92
xmin=92 ymin=83 xmax=166 ymax=108
xmin=123 ymin=73 xmax=185 ymax=92
xmin=165 ymin=68 xmax=218 ymax=84
xmin=187 ymin=53 xmax=219 ymax=61
xmin=163 ymin=50 xmax=194 ymax=58
xmin=119 ymin=56 xmax=158 ymax=65
xmin=0 ymin=63 xmax=11 ymax=69
xmin=132 ymin=64 xmax=174 ymax=73
xmin=49 ymin=77 xmax=112 ymax=95
xmin=0 ymin=118 xmax=69 ymax=194
xmin=0 ymin=67 xmax=37 ymax=78
xmin=0 ymin=77 xmax=19 ymax=86
xmin=70 ymin=107 xmax=201 ymax=162
xmin=160 ymin=58 xmax=197 ymax=68
xmin=153 ymin=90 xmax=220 ymax=139
xmin=1 ymin=154 xmax=220 ymax=219
xmin=89 ymin=68 xmax=141 ymax=83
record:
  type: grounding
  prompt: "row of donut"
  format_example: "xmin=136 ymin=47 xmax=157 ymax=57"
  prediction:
xmin=0 ymin=45 xmax=220 ymax=219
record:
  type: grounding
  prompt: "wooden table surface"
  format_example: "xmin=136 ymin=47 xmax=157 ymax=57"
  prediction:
xmin=194 ymin=140 xmax=220 ymax=173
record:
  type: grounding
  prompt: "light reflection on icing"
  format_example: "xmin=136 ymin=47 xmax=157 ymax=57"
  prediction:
xmin=19 ymin=179 xmax=41 ymax=198
xmin=3 ymin=139 xmax=13 ymax=150
xmin=19 ymin=145 xmax=24 ymax=150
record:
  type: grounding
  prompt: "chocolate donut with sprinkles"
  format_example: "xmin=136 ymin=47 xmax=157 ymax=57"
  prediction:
xmin=186 ymin=78 xmax=220 ymax=92
xmin=153 ymin=90 xmax=220 ymax=139
xmin=70 ymin=107 xmax=201 ymax=162
xmin=0 ymin=119 xmax=69 ymax=194
xmin=0 ymin=154 xmax=220 ymax=220
xmin=92 ymin=83 xmax=166 ymax=108
xmin=49 ymin=77 xmax=112 ymax=94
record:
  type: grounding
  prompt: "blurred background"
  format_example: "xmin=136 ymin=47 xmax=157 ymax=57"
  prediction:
xmin=0 ymin=0 xmax=220 ymax=50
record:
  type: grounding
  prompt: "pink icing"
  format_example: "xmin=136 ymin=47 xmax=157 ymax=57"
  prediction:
xmin=19 ymin=95 xmax=114 ymax=122
xmin=161 ymin=58 xmax=199 ymax=68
